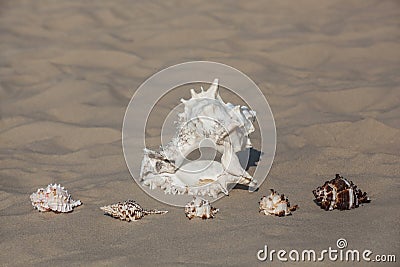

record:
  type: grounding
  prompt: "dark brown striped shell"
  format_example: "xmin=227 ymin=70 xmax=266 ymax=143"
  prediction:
xmin=313 ymin=174 xmax=370 ymax=211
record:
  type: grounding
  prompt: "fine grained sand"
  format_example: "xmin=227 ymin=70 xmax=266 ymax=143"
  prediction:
xmin=0 ymin=1 xmax=399 ymax=266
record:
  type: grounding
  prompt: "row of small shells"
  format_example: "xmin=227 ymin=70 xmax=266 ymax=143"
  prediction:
xmin=30 ymin=174 xmax=370 ymax=221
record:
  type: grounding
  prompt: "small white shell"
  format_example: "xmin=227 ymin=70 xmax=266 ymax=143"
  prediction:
xmin=184 ymin=197 xmax=219 ymax=220
xmin=259 ymin=189 xmax=297 ymax=216
xmin=100 ymin=200 xmax=168 ymax=222
xmin=30 ymin=183 xmax=82 ymax=213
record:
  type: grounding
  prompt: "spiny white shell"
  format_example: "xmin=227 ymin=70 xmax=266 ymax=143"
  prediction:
xmin=184 ymin=197 xmax=219 ymax=220
xmin=140 ymin=79 xmax=257 ymax=198
xmin=100 ymin=200 xmax=168 ymax=222
xmin=30 ymin=183 xmax=81 ymax=213
xmin=259 ymin=189 xmax=297 ymax=216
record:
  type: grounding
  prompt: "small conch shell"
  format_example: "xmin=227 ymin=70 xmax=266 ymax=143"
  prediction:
xmin=313 ymin=174 xmax=370 ymax=211
xmin=100 ymin=200 xmax=168 ymax=221
xmin=184 ymin=197 xmax=219 ymax=220
xmin=259 ymin=189 xmax=298 ymax=216
xmin=30 ymin=183 xmax=82 ymax=213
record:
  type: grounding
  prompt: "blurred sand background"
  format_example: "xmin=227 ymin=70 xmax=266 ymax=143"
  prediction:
xmin=0 ymin=1 xmax=399 ymax=266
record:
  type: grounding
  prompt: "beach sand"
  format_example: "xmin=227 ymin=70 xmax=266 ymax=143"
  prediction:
xmin=0 ymin=1 xmax=399 ymax=266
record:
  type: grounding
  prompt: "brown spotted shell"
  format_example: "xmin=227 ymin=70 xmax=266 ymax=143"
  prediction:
xmin=100 ymin=200 xmax=168 ymax=221
xmin=313 ymin=174 xmax=370 ymax=211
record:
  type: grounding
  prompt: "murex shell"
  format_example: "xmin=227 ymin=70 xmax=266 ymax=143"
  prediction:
xmin=100 ymin=200 xmax=168 ymax=221
xmin=259 ymin=189 xmax=298 ymax=216
xmin=313 ymin=174 xmax=370 ymax=211
xmin=140 ymin=79 xmax=257 ymax=198
xmin=30 ymin=183 xmax=82 ymax=213
xmin=185 ymin=197 xmax=219 ymax=220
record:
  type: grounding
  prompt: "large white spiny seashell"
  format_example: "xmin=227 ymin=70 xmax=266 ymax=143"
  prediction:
xmin=100 ymin=200 xmax=168 ymax=221
xmin=140 ymin=79 xmax=257 ymax=199
xmin=259 ymin=189 xmax=297 ymax=216
xmin=184 ymin=197 xmax=219 ymax=220
xmin=30 ymin=183 xmax=82 ymax=213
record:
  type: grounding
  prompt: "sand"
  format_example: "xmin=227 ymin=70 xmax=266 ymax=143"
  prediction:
xmin=0 ymin=1 xmax=399 ymax=266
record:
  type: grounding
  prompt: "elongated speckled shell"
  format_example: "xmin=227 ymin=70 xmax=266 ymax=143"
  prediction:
xmin=100 ymin=200 xmax=168 ymax=221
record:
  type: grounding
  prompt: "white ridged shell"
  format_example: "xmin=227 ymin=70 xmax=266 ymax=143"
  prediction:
xmin=259 ymin=189 xmax=297 ymax=216
xmin=184 ymin=196 xmax=219 ymax=219
xmin=30 ymin=183 xmax=81 ymax=213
